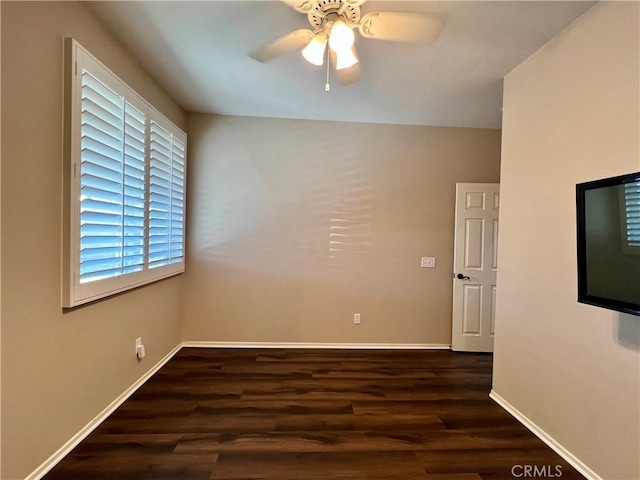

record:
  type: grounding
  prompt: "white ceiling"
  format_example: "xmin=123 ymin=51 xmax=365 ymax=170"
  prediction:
xmin=89 ymin=0 xmax=596 ymax=129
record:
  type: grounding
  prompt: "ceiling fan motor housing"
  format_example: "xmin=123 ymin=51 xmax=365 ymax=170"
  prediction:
xmin=307 ymin=0 xmax=362 ymax=30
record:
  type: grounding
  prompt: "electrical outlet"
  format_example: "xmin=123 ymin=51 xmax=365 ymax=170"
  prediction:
xmin=421 ymin=257 xmax=436 ymax=268
xmin=135 ymin=337 xmax=146 ymax=359
xmin=354 ymin=313 xmax=361 ymax=325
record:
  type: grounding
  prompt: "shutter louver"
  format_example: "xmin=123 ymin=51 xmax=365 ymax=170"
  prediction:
xmin=625 ymin=181 xmax=640 ymax=247
xmin=149 ymin=121 xmax=184 ymax=268
xmin=79 ymin=70 xmax=147 ymax=283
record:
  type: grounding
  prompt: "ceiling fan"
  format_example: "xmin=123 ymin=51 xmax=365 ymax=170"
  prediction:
xmin=249 ymin=0 xmax=446 ymax=89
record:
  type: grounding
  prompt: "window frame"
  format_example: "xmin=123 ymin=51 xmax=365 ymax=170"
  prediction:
xmin=63 ymin=39 xmax=186 ymax=308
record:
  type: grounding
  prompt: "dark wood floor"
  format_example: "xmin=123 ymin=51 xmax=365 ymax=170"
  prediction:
xmin=43 ymin=348 xmax=584 ymax=480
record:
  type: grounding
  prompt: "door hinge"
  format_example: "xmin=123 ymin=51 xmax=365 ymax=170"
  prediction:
xmin=75 ymin=61 xmax=78 ymax=76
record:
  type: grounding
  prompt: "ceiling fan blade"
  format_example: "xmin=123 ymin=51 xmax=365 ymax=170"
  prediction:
xmin=280 ymin=0 xmax=315 ymax=13
xmin=249 ymin=29 xmax=314 ymax=63
xmin=329 ymin=47 xmax=362 ymax=86
xmin=358 ymin=11 xmax=446 ymax=43
xmin=342 ymin=0 xmax=367 ymax=7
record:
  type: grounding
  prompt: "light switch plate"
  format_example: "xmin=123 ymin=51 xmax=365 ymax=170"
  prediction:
xmin=421 ymin=257 xmax=436 ymax=268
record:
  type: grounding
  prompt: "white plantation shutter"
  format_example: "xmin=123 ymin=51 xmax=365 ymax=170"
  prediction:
xmin=171 ymin=138 xmax=186 ymax=261
xmin=64 ymin=39 xmax=186 ymax=307
xmin=122 ymin=102 xmax=147 ymax=273
xmin=149 ymin=120 xmax=185 ymax=268
xmin=79 ymin=71 xmax=147 ymax=283
xmin=79 ymin=71 xmax=125 ymax=283
xmin=625 ymin=181 xmax=640 ymax=247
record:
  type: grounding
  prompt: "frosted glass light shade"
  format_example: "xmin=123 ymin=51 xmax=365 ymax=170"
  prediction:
xmin=328 ymin=21 xmax=355 ymax=53
xmin=335 ymin=47 xmax=358 ymax=70
xmin=302 ymin=34 xmax=327 ymax=66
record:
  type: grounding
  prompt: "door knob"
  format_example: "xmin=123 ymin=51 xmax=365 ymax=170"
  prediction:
xmin=456 ymin=273 xmax=470 ymax=280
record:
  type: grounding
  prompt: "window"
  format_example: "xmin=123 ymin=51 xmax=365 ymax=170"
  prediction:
xmin=63 ymin=39 xmax=186 ymax=307
xmin=623 ymin=180 xmax=640 ymax=248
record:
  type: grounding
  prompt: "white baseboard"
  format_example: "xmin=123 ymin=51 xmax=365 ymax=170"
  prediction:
xmin=489 ymin=390 xmax=601 ymax=480
xmin=181 ymin=341 xmax=451 ymax=350
xmin=26 ymin=343 xmax=183 ymax=480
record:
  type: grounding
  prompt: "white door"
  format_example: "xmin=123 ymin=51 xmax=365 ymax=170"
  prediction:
xmin=451 ymin=183 xmax=500 ymax=352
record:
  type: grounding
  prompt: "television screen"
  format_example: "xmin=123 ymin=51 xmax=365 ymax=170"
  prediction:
xmin=576 ymin=171 xmax=640 ymax=316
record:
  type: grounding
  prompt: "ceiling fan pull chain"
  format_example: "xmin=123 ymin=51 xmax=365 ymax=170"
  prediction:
xmin=325 ymin=46 xmax=331 ymax=92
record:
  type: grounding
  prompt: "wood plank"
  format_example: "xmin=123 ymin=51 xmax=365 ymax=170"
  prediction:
xmin=210 ymin=452 xmax=426 ymax=479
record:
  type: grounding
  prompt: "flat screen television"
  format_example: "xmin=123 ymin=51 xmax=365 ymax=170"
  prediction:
xmin=576 ymin=171 xmax=640 ymax=316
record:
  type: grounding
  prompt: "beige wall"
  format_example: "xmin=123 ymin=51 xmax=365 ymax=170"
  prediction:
xmin=1 ymin=3 xmax=186 ymax=479
xmin=182 ymin=115 xmax=501 ymax=345
xmin=494 ymin=2 xmax=639 ymax=479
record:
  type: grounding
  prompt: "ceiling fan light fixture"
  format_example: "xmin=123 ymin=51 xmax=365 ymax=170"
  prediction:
xmin=335 ymin=47 xmax=358 ymax=70
xmin=328 ymin=20 xmax=355 ymax=53
xmin=301 ymin=33 xmax=327 ymax=66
